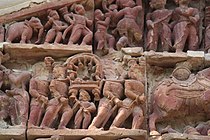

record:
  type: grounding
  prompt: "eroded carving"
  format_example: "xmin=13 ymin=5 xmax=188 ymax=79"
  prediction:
xmin=40 ymin=64 xmax=73 ymax=129
xmin=89 ymin=81 xmax=124 ymax=129
xmin=94 ymin=9 xmax=115 ymax=55
xmin=6 ymin=17 xmax=44 ymax=44
xmin=62 ymin=4 xmax=93 ymax=45
xmin=4 ymin=69 xmax=31 ymax=127
xmin=0 ymin=24 xmax=4 ymax=42
xmin=172 ymin=0 xmax=200 ymax=52
xmin=149 ymin=64 xmax=210 ymax=136
xmin=112 ymin=3 xmax=143 ymax=50
xmin=205 ymin=6 xmax=210 ymax=52
xmin=146 ymin=0 xmax=172 ymax=52
xmin=44 ymin=9 xmax=68 ymax=44
xmin=28 ymin=78 xmax=50 ymax=128
xmin=110 ymin=80 xmax=145 ymax=129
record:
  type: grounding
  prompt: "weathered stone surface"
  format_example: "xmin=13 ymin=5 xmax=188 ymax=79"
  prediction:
xmin=0 ymin=0 xmax=46 ymax=16
xmin=27 ymin=129 xmax=147 ymax=140
xmin=161 ymin=133 xmax=210 ymax=140
xmin=145 ymin=51 xmax=188 ymax=67
xmin=145 ymin=51 xmax=205 ymax=69
xmin=0 ymin=0 xmax=82 ymax=24
xmin=122 ymin=47 xmax=144 ymax=57
xmin=0 ymin=129 xmax=26 ymax=140
xmin=3 ymin=43 xmax=92 ymax=62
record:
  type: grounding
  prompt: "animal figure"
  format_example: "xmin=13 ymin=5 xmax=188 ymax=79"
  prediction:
xmin=149 ymin=67 xmax=210 ymax=135
xmin=6 ymin=17 xmax=43 ymax=43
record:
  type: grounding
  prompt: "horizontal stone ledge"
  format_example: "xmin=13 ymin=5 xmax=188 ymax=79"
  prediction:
xmin=27 ymin=128 xmax=147 ymax=140
xmin=0 ymin=128 xmax=25 ymax=140
xmin=144 ymin=51 xmax=206 ymax=68
xmin=3 ymin=43 xmax=92 ymax=61
xmin=160 ymin=133 xmax=210 ymax=140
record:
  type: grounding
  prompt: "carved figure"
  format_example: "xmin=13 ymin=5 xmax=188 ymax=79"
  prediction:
xmin=94 ymin=9 xmax=115 ymax=54
xmin=44 ymin=9 xmax=68 ymax=44
xmin=196 ymin=121 xmax=210 ymax=135
xmin=172 ymin=0 xmax=200 ymax=52
xmin=102 ymin=0 xmax=117 ymax=12
xmin=66 ymin=54 xmax=102 ymax=81
xmin=65 ymin=54 xmax=103 ymax=102
xmin=205 ymin=25 xmax=210 ymax=52
xmin=146 ymin=0 xmax=172 ymax=51
xmin=40 ymin=65 xmax=73 ymax=129
xmin=44 ymin=57 xmax=55 ymax=80
xmin=59 ymin=6 xmax=73 ymax=24
xmin=28 ymin=78 xmax=50 ymax=128
xmin=62 ymin=4 xmax=93 ymax=45
xmin=149 ymin=65 xmax=210 ymax=135
xmin=205 ymin=6 xmax=210 ymax=52
xmin=5 ymin=69 xmax=31 ymax=127
xmin=116 ymin=0 xmax=139 ymax=9
xmin=6 ymin=17 xmax=43 ymax=44
xmin=110 ymin=80 xmax=145 ymax=129
xmin=127 ymin=59 xmax=145 ymax=82
xmin=112 ymin=3 xmax=143 ymax=50
xmin=0 ymin=24 xmax=4 ymax=42
xmin=74 ymin=89 xmax=96 ymax=129
xmin=88 ymin=81 xmax=123 ymax=129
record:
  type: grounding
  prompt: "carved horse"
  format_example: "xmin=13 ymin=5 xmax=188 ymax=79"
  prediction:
xmin=149 ymin=67 xmax=210 ymax=135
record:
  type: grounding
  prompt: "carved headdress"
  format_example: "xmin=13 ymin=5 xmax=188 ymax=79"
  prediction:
xmin=172 ymin=62 xmax=192 ymax=81
xmin=174 ymin=0 xmax=191 ymax=5
xmin=149 ymin=0 xmax=167 ymax=9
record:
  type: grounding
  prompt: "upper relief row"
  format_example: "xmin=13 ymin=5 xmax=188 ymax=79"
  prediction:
xmin=0 ymin=1 xmax=94 ymax=46
xmin=95 ymin=0 xmax=210 ymax=54
xmin=0 ymin=0 xmax=210 ymax=54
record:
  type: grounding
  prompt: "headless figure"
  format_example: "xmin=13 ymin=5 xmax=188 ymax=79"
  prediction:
xmin=28 ymin=78 xmax=50 ymax=128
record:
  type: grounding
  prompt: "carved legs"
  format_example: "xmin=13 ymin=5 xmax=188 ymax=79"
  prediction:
xmin=149 ymin=112 xmax=160 ymax=135
xmin=81 ymin=30 xmax=93 ymax=45
xmin=28 ymin=102 xmax=45 ymax=128
xmin=83 ymin=111 xmax=91 ymax=129
xmin=68 ymin=28 xmax=82 ymax=45
xmin=88 ymin=106 xmax=110 ymax=129
xmin=74 ymin=108 xmax=83 ymax=129
xmin=188 ymin=25 xmax=199 ymax=51
xmin=40 ymin=103 xmax=62 ymax=128
xmin=110 ymin=108 xmax=131 ymax=128
xmin=116 ymin=36 xmax=129 ymax=50
xmin=107 ymin=34 xmax=115 ymax=49
xmin=173 ymin=24 xmax=189 ymax=52
xmin=132 ymin=106 xmax=144 ymax=129
xmin=147 ymin=28 xmax=158 ymax=51
xmin=54 ymin=32 xmax=63 ymax=44
xmin=45 ymin=29 xmax=56 ymax=44
xmin=58 ymin=106 xmax=73 ymax=129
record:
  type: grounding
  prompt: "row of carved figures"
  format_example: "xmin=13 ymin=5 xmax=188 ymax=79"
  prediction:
xmin=1 ymin=54 xmax=210 ymax=136
xmin=28 ymin=78 xmax=145 ymax=130
xmin=94 ymin=0 xmax=205 ymax=53
xmin=0 ymin=0 xmax=210 ymax=53
xmin=0 ymin=4 xmax=92 ymax=45
xmin=0 ymin=54 xmax=145 ymax=131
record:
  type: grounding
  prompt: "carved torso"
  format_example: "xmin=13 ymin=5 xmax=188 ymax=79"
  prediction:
xmin=73 ymin=14 xmax=86 ymax=26
xmin=150 ymin=9 xmax=172 ymax=24
xmin=50 ymin=80 xmax=68 ymax=97
xmin=32 ymin=79 xmax=50 ymax=97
